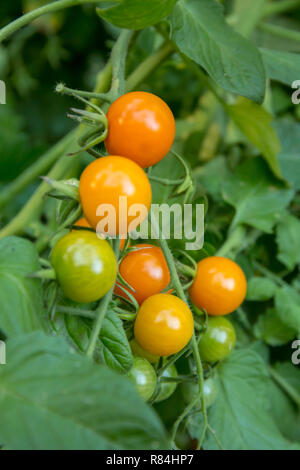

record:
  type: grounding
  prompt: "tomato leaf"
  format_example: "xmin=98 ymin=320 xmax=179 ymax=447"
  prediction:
xmin=96 ymin=0 xmax=178 ymax=30
xmin=276 ymin=213 xmax=300 ymax=270
xmin=100 ymin=309 xmax=134 ymax=373
xmin=222 ymin=158 xmax=294 ymax=233
xmin=0 ymin=332 xmax=169 ymax=450
xmin=188 ymin=349 xmax=300 ymax=449
xmin=253 ymin=308 xmax=296 ymax=346
xmin=169 ymin=0 xmax=266 ymax=103
xmin=0 ymin=236 xmax=44 ymax=337
xmin=226 ymin=98 xmax=282 ymax=178
xmin=261 ymin=48 xmax=300 ymax=86
xmin=246 ymin=277 xmax=277 ymax=301
xmin=275 ymin=287 xmax=300 ymax=332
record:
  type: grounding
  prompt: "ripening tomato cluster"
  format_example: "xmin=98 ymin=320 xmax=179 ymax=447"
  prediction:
xmin=50 ymin=91 xmax=247 ymax=404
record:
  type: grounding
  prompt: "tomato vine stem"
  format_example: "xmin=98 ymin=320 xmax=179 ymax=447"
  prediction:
xmin=151 ymin=213 xmax=208 ymax=450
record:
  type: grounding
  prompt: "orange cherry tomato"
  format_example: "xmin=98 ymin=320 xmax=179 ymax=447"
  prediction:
xmin=134 ymin=293 xmax=194 ymax=356
xmin=79 ymin=156 xmax=152 ymax=237
xmin=105 ymin=92 xmax=176 ymax=168
xmin=114 ymin=244 xmax=171 ymax=305
xmin=189 ymin=256 xmax=247 ymax=316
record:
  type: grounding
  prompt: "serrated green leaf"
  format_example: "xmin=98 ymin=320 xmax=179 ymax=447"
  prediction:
xmin=276 ymin=213 xmax=300 ymax=270
xmin=261 ymin=48 xmax=300 ymax=86
xmin=246 ymin=277 xmax=277 ymax=301
xmin=100 ymin=309 xmax=134 ymax=373
xmin=188 ymin=349 xmax=299 ymax=449
xmin=0 ymin=237 xmax=44 ymax=336
xmin=226 ymin=98 xmax=282 ymax=178
xmin=254 ymin=308 xmax=296 ymax=346
xmin=169 ymin=0 xmax=266 ymax=103
xmin=97 ymin=0 xmax=178 ymax=30
xmin=275 ymin=286 xmax=300 ymax=332
xmin=0 ymin=332 xmax=168 ymax=450
xmin=222 ymin=158 xmax=294 ymax=233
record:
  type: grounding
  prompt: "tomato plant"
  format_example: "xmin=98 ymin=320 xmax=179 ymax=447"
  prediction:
xmin=115 ymin=244 xmax=171 ymax=304
xmin=128 ymin=356 xmax=157 ymax=402
xmin=0 ymin=0 xmax=300 ymax=453
xmin=134 ymin=293 xmax=194 ymax=356
xmin=51 ymin=231 xmax=117 ymax=303
xmin=105 ymin=91 xmax=176 ymax=168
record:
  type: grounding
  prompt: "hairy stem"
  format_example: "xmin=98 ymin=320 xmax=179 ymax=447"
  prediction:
xmin=110 ymin=30 xmax=134 ymax=100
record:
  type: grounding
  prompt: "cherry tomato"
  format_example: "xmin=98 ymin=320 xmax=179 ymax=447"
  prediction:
xmin=105 ymin=91 xmax=176 ymax=168
xmin=72 ymin=218 xmax=127 ymax=250
xmin=154 ymin=364 xmax=178 ymax=403
xmin=114 ymin=244 xmax=171 ymax=305
xmin=182 ymin=377 xmax=217 ymax=408
xmin=134 ymin=294 xmax=194 ymax=356
xmin=79 ymin=156 xmax=152 ymax=237
xmin=130 ymin=338 xmax=160 ymax=363
xmin=51 ymin=231 xmax=117 ymax=303
xmin=128 ymin=357 xmax=156 ymax=401
xmin=198 ymin=317 xmax=236 ymax=362
xmin=189 ymin=256 xmax=247 ymax=316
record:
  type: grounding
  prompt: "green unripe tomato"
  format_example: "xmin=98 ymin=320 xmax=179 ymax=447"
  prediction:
xmin=154 ymin=364 xmax=178 ymax=403
xmin=198 ymin=317 xmax=236 ymax=362
xmin=51 ymin=231 xmax=117 ymax=303
xmin=130 ymin=338 xmax=160 ymax=364
xmin=128 ymin=357 xmax=157 ymax=401
xmin=182 ymin=377 xmax=218 ymax=409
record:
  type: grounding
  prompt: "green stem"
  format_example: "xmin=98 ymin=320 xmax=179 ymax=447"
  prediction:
xmin=125 ymin=42 xmax=173 ymax=92
xmin=269 ymin=366 xmax=300 ymax=408
xmin=0 ymin=0 xmax=115 ymax=43
xmin=0 ymin=130 xmax=76 ymax=210
xmin=258 ymin=22 xmax=300 ymax=42
xmin=86 ymin=239 xmax=121 ymax=359
xmin=56 ymin=84 xmax=112 ymax=103
xmin=151 ymin=213 xmax=207 ymax=450
xmin=110 ymin=30 xmax=134 ymax=100
xmin=57 ymin=305 xmax=95 ymax=319
xmin=263 ymin=0 xmax=300 ymax=17
xmin=216 ymin=225 xmax=247 ymax=257
xmin=86 ymin=288 xmax=115 ymax=359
